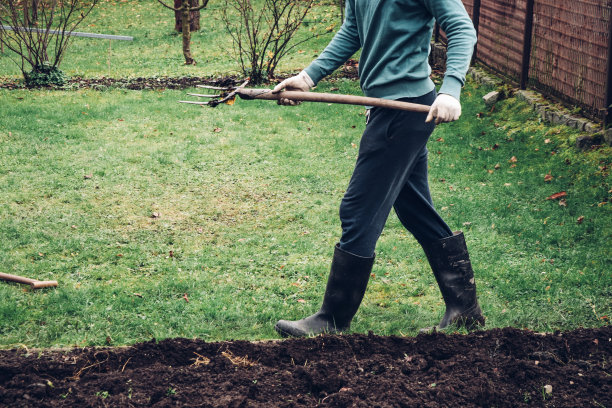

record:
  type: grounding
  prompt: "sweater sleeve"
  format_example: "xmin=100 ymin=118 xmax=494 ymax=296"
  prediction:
xmin=423 ymin=0 xmax=477 ymax=100
xmin=304 ymin=0 xmax=361 ymax=85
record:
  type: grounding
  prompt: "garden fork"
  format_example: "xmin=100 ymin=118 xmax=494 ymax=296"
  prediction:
xmin=179 ymin=79 xmax=431 ymax=113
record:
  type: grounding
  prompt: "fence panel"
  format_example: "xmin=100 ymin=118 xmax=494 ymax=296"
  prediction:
xmin=433 ymin=0 xmax=611 ymax=122
xmin=530 ymin=0 xmax=610 ymax=120
xmin=475 ymin=0 xmax=527 ymax=82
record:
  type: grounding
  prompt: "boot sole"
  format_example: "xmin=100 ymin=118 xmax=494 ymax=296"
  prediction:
xmin=274 ymin=322 xmax=344 ymax=338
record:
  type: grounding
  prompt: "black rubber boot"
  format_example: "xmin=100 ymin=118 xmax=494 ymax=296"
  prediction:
xmin=275 ymin=244 xmax=375 ymax=338
xmin=422 ymin=231 xmax=485 ymax=331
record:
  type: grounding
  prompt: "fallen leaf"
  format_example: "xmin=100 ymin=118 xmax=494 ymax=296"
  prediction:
xmin=509 ymin=156 xmax=518 ymax=163
xmin=84 ymin=174 xmax=93 ymax=179
xmin=213 ymin=127 xmax=222 ymax=133
xmin=151 ymin=212 xmax=160 ymax=218
xmin=544 ymin=138 xmax=551 ymax=144
xmin=559 ymin=199 xmax=567 ymax=207
xmin=494 ymin=163 xmax=501 ymax=170
xmin=577 ymin=216 xmax=585 ymax=224
xmin=183 ymin=293 xmax=189 ymax=302
xmin=297 ymin=299 xmax=306 ymax=303
xmin=492 ymin=143 xmax=499 ymax=150
xmin=436 ymin=137 xmax=444 ymax=142
xmin=546 ymin=191 xmax=567 ymax=200
xmin=544 ymin=174 xmax=553 ymax=182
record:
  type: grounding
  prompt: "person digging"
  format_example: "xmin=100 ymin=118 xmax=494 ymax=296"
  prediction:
xmin=273 ymin=0 xmax=485 ymax=338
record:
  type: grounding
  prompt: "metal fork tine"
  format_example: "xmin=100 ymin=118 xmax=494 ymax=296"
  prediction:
xmin=179 ymin=100 xmax=211 ymax=105
xmin=196 ymin=85 xmax=232 ymax=90
xmin=187 ymin=93 xmax=220 ymax=98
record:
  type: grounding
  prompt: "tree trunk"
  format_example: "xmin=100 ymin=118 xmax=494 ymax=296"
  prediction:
xmin=174 ymin=0 xmax=200 ymax=32
xmin=31 ymin=0 xmax=40 ymax=25
xmin=181 ymin=0 xmax=195 ymax=65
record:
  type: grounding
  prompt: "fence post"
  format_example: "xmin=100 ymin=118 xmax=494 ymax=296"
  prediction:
xmin=606 ymin=7 xmax=612 ymax=127
xmin=520 ymin=0 xmax=535 ymax=89
xmin=471 ymin=0 xmax=482 ymax=64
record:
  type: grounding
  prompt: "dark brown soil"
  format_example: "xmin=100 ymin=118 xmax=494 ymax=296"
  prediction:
xmin=1 ymin=327 xmax=610 ymax=407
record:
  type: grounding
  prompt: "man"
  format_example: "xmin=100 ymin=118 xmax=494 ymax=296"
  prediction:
xmin=273 ymin=0 xmax=485 ymax=337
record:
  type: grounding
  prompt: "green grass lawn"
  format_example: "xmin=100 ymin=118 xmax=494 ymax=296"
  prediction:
xmin=0 ymin=0 xmax=609 ymax=348
xmin=0 ymin=0 xmax=340 ymax=80
xmin=0 ymin=78 xmax=610 ymax=348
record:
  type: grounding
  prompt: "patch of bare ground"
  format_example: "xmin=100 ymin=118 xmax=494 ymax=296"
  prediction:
xmin=0 ymin=327 xmax=610 ymax=407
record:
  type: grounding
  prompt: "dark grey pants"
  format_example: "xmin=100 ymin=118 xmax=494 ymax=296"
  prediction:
xmin=339 ymin=90 xmax=453 ymax=257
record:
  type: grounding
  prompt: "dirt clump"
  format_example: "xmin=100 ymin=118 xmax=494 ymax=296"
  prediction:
xmin=0 ymin=327 xmax=610 ymax=407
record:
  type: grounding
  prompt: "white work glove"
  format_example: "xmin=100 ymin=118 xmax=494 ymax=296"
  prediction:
xmin=426 ymin=93 xmax=462 ymax=124
xmin=272 ymin=70 xmax=314 ymax=106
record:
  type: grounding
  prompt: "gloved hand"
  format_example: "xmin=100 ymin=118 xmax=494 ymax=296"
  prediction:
xmin=426 ymin=93 xmax=462 ymax=124
xmin=272 ymin=70 xmax=314 ymax=106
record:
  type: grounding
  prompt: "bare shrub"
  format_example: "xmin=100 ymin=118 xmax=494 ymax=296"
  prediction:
xmin=221 ymin=0 xmax=330 ymax=84
xmin=0 ymin=0 xmax=99 ymax=86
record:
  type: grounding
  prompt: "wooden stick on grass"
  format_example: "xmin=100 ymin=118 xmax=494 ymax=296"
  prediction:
xmin=0 ymin=272 xmax=58 ymax=289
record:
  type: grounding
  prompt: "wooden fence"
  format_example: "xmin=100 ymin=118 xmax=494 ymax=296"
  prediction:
xmin=438 ymin=0 xmax=612 ymax=124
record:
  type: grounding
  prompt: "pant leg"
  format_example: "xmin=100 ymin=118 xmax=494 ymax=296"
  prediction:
xmin=392 ymin=148 xmax=453 ymax=247
xmin=339 ymin=91 xmax=437 ymax=257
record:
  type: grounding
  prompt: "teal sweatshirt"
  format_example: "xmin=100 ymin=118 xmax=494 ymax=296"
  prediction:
xmin=304 ymin=0 xmax=477 ymax=101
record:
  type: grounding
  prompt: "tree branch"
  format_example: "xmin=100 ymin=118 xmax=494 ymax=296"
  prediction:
xmin=189 ymin=0 xmax=209 ymax=12
xmin=156 ymin=0 xmax=178 ymax=11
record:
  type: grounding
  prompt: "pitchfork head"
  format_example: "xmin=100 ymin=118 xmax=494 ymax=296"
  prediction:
xmin=179 ymin=79 xmax=250 ymax=107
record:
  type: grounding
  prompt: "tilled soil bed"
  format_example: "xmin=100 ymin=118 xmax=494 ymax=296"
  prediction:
xmin=1 ymin=327 xmax=610 ymax=407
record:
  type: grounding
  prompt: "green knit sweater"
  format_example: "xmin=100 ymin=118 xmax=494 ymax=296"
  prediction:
xmin=304 ymin=0 xmax=477 ymax=101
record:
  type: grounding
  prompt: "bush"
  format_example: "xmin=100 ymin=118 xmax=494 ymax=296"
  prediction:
xmin=0 ymin=0 xmax=99 ymax=83
xmin=221 ymin=0 xmax=326 ymax=84
xmin=24 ymin=64 xmax=66 ymax=88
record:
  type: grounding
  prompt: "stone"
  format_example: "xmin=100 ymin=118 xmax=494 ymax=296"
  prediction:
xmin=605 ymin=128 xmax=612 ymax=146
xmin=552 ymin=112 xmax=569 ymax=126
xmin=576 ymin=135 xmax=595 ymax=150
xmin=517 ymin=90 xmax=539 ymax=105
xmin=571 ymin=117 xmax=588 ymax=132
xmin=483 ymin=91 xmax=500 ymax=107
xmin=576 ymin=133 xmax=604 ymax=150
xmin=584 ymin=122 xmax=600 ymax=133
